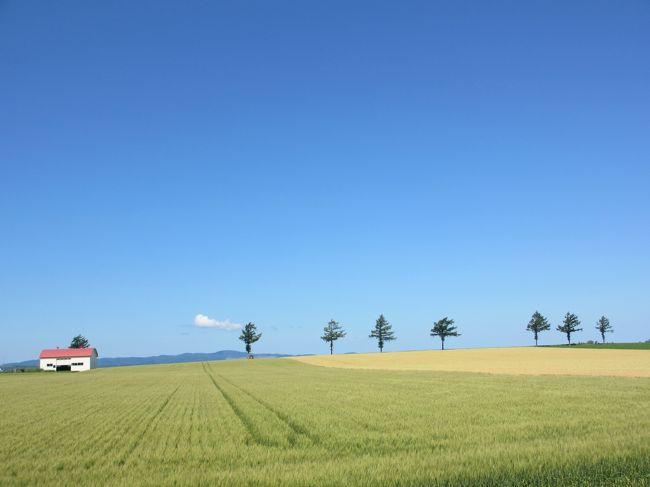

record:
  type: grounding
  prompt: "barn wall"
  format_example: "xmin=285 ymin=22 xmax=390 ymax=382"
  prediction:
xmin=40 ymin=359 xmax=56 ymax=371
xmin=71 ymin=357 xmax=91 ymax=372
xmin=39 ymin=356 xmax=94 ymax=371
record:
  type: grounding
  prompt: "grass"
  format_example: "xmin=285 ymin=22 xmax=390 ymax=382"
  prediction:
xmin=293 ymin=347 xmax=650 ymax=377
xmin=546 ymin=342 xmax=650 ymax=350
xmin=0 ymin=352 xmax=649 ymax=486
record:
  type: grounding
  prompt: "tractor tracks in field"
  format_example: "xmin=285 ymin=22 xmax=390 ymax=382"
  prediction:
xmin=214 ymin=370 xmax=319 ymax=445
xmin=201 ymin=362 xmax=274 ymax=447
xmin=117 ymin=384 xmax=181 ymax=466
xmin=201 ymin=362 xmax=316 ymax=448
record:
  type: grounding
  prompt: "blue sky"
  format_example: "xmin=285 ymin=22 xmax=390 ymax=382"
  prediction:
xmin=1 ymin=1 xmax=649 ymax=363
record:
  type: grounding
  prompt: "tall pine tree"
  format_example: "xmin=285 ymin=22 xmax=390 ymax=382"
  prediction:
xmin=369 ymin=314 xmax=395 ymax=352
xmin=595 ymin=316 xmax=613 ymax=344
xmin=526 ymin=311 xmax=550 ymax=346
xmin=430 ymin=317 xmax=460 ymax=350
xmin=321 ymin=319 xmax=346 ymax=355
xmin=239 ymin=322 xmax=262 ymax=357
xmin=557 ymin=312 xmax=582 ymax=345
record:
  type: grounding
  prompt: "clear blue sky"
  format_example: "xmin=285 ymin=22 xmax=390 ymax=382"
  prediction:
xmin=1 ymin=1 xmax=649 ymax=363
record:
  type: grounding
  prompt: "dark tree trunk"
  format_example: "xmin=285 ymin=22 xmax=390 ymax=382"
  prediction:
xmin=330 ymin=342 xmax=333 ymax=355
xmin=441 ymin=338 xmax=445 ymax=350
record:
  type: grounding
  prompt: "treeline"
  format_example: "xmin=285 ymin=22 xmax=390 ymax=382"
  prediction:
xmin=239 ymin=312 xmax=616 ymax=356
xmin=527 ymin=312 xmax=613 ymax=346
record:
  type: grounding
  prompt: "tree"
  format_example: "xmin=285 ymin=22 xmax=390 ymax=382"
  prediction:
xmin=369 ymin=314 xmax=395 ymax=352
xmin=430 ymin=317 xmax=460 ymax=350
xmin=526 ymin=311 xmax=550 ymax=346
xmin=69 ymin=335 xmax=90 ymax=349
xmin=557 ymin=312 xmax=582 ymax=345
xmin=595 ymin=316 xmax=613 ymax=344
xmin=321 ymin=319 xmax=346 ymax=355
xmin=239 ymin=322 xmax=261 ymax=357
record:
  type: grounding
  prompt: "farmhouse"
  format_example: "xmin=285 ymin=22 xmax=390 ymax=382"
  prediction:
xmin=39 ymin=348 xmax=98 ymax=372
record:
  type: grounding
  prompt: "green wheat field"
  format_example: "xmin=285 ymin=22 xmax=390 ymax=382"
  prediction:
xmin=1 ymin=354 xmax=649 ymax=486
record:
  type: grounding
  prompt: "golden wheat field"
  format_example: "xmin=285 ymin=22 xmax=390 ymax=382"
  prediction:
xmin=292 ymin=347 xmax=650 ymax=377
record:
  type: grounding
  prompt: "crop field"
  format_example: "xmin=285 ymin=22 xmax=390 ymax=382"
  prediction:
xmin=547 ymin=343 xmax=650 ymax=350
xmin=1 ymin=352 xmax=649 ymax=486
xmin=293 ymin=347 xmax=650 ymax=377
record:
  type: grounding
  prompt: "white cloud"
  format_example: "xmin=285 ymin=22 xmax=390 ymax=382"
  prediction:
xmin=194 ymin=314 xmax=242 ymax=331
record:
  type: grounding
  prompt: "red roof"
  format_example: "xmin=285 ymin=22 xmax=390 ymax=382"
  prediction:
xmin=39 ymin=348 xmax=98 ymax=359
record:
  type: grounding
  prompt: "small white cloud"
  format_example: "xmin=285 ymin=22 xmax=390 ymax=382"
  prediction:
xmin=194 ymin=314 xmax=242 ymax=331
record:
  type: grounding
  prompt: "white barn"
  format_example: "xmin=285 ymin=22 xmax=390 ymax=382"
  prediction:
xmin=39 ymin=348 xmax=98 ymax=372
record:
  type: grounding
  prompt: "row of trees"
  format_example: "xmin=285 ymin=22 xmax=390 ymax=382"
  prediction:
xmin=526 ymin=312 xmax=613 ymax=346
xmin=341 ymin=314 xmax=459 ymax=352
xmin=239 ymin=315 xmax=460 ymax=356
xmin=240 ymin=312 xmax=615 ymax=356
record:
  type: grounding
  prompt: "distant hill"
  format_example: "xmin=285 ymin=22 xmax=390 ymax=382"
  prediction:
xmin=1 ymin=350 xmax=289 ymax=370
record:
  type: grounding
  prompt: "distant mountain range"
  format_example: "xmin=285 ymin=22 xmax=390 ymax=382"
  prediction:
xmin=0 ymin=350 xmax=290 ymax=370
